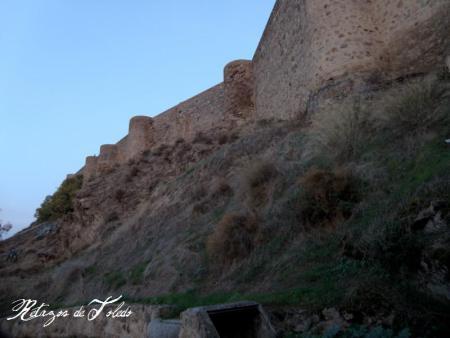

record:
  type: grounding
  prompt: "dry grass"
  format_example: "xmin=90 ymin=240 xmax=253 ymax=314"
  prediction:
xmin=192 ymin=202 xmax=209 ymax=216
xmin=298 ymin=167 xmax=360 ymax=227
xmin=175 ymin=142 xmax=192 ymax=161
xmin=380 ymin=78 xmax=450 ymax=136
xmin=193 ymin=131 xmax=213 ymax=144
xmin=217 ymin=133 xmax=229 ymax=145
xmin=125 ymin=166 xmax=140 ymax=182
xmin=243 ymin=161 xmax=278 ymax=205
xmin=207 ymin=213 xmax=258 ymax=266
xmin=191 ymin=184 xmax=207 ymax=201
xmin=306 ymin=77 xmax=449 ymax=163
xmin=211 ymin=178 xmax=233 ymax=199
xmin=114 ymin=189 xmax=126 ymax=202
xmin=307 ymin=102 xmax=375 ymax=162
xmin=175 ymin=137 xmax=185 ymax=145
xmin=152 ymin=144 xmax=170 ymax=157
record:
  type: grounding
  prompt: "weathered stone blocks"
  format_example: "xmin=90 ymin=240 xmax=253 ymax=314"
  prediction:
xmin=253 ymin=0 xmax=450 ymax=120
xmin=126 ymin=116 xmax=154 ymax=161
xmin=81 ymin=0 xmax=450 ymax=183
xmin=97 ymin=144 xmax=119 ymax=173
xmin=224 ymin=59 xmax=254 ymax=118
xmin=83 ymin=156 xmax=98 ymax=182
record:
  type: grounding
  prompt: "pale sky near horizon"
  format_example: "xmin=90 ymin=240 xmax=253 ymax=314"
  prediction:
xmin=0 ymin=0 xmax=275 ymax=237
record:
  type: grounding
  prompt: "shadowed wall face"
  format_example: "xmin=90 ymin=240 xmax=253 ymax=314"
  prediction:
xmin=97 ymin=144 xmax=119 ymax=173
xmin=83 ymin=156 xmax=98 ymax=182
xmin=224 ymin=60 xmax=255 ymax=119
xmin=82 ymin=0 xmax=450 ymax=183
xmin=125 ymin=116 xmax=154 ymax=162
xmin=252 ymin=0 xmax=450 ymax=120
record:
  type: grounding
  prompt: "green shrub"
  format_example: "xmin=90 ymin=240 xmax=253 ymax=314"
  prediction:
xmin=35 ymin=175 xmax=83 ymax=223
xmin=129 ymin=262 xmax=147 ymax=285
xmin=348 ymin=177 xmax=450 ymax=275
xmin=82 ymin=265 xmax=97 ymax=277
xmin=104 ymin=271 xmax=126 ymax=289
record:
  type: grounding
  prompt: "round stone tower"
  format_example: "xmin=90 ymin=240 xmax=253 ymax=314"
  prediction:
xmin=83 ymin=155 xmax=98 ymax=182
xmin=224 ymin=60 xmax=254 ymax=118
xmin=126 ymin=116 xmax=154 ymax=161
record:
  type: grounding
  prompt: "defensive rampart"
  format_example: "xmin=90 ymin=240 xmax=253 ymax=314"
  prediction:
xmin=82 ymin=0 xmax=450 ymax=182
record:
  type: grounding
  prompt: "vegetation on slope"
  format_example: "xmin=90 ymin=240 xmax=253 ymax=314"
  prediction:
xmin=123 ymin=75 xmax=450 ymax=336
xmin=35 ymin=174 xmax=83 ymax=223
xmin=23 ymin=75 xmax=449 ymax=337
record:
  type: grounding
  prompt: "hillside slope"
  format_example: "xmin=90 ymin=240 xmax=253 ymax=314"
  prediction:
xmin=1 ymin=73 xmax=450 ymax=337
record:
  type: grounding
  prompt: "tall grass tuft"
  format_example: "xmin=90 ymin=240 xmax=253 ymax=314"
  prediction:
xmin=207 ymin=213 xmax=258 ymax=267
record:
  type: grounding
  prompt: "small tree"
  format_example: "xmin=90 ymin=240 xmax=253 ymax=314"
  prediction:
xmin=34 ymin=175 xmax=83 ymax=223
xmin=0 ymin=209 xmax=13 ymax=240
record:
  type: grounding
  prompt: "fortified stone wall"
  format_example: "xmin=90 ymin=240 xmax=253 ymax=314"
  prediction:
xmin=152 ymin=83 xmax=234 ymax=146
xmin=82 ymin=60 xmax=255 ymax=181
xmin=252 ymin=0 xmax=450 ymax=120
xmin=83 ymin=156 xmax=98 ymax=181
xmin=81 ymin=0 xmax=450 ymax=182
xmin=224 ymin=60 xmax=255 ymax=119
xmin=372 ymin=0 xmax=450 ymax=76
xmin=97 ymin=144 xmax=119 ymax=173
xmin=125 ymin=116 xmax=154 ymax=162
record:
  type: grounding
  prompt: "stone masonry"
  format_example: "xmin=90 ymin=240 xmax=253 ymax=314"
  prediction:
xmin=253 ymin=0 xmax=450 ymax=119
xmin=224 ymin=60 xmax=255 ymax=119
xmin=82 ymin=0 xmax=450 ymax=182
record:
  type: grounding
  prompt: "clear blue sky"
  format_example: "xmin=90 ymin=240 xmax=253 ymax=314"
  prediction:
xmin=0 ymin=0 xmax=275 ymax=236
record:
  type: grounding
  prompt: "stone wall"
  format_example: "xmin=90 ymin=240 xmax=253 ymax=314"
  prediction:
xmin=152 ymin=83 xmax=237 ymax=146
xmin=81 ymin=64 xmax=254 ymax=181
xmin=125 ymin=116 xmax=154 ymax=162
xmin=81 ymin=0 xmax=450 ymax=182
xmin=83 ymin=156 xmax=98 ymax=182
xmin=372 ymin=0 xmax=450 ymax=77
xmin=224 ymin=60 xmax=255 ymax=119
xmin=252 ymin=0 xmax=450 ymax=120
xmin=97 ymin=144 xmax=119 ymax=173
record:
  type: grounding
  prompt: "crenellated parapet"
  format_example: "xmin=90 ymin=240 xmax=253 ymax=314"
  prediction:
xmin=224 ymin=60 xmax=254 ymax=118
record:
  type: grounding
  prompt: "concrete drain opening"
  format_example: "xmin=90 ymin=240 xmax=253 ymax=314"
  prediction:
xmin=178 ymin=301 xmax=276 ymax=338
xmin=207 ymin=304 xmax=260 ymax=338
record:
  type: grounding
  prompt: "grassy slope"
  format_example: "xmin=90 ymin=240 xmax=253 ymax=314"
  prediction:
xmin=120 ymin=76 xmax=450 ymax=336
xmin=22 ymin=75 xmax=449 ymax=337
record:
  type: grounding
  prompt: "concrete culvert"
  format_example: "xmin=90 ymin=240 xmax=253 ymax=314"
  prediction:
xmin=207 ymin=304 xmax=261 ymax=338
xmin=179 ymin=301 xmax=276 ymax=338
